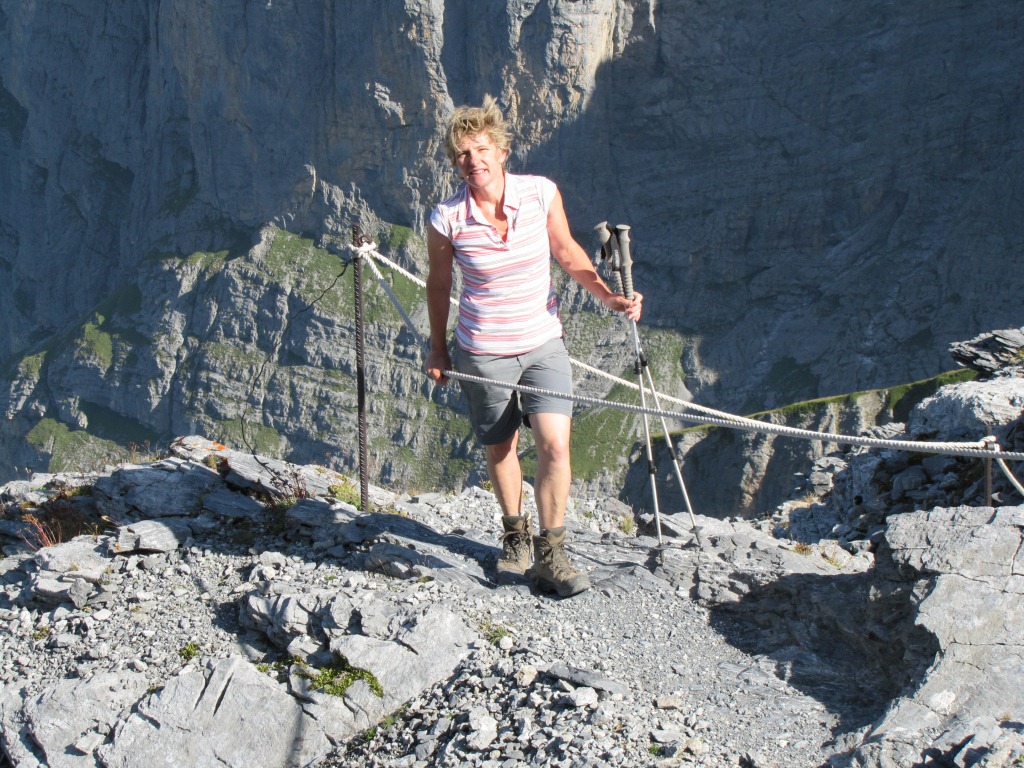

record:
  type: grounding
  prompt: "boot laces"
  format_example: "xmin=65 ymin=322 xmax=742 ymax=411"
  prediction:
xmin=545 ymin=541 xmax=579 ymax=579
xmin=500 ymin=530 xmax=531 ymax=563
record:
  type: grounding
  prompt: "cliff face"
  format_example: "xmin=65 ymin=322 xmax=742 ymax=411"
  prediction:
xmin=1 ymin=1 xmax=1021 ymax=491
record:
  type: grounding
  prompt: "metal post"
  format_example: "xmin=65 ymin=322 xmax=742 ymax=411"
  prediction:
xmin=352 ymin=223 xmax=372 ymax=514
xmin=984 ymin=436 xmax=995 ymax=507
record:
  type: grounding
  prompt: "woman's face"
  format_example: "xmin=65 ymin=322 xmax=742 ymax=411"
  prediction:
xmin=454 ymin=132 xmax=508 ymax=190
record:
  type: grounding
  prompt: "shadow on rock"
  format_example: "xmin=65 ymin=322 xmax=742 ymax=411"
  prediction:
xmin=707 ymin=566 xmax=939 ymax=733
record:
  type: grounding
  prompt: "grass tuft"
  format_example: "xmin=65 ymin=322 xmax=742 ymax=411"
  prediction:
xmin=297 ymin=658 xmax=384 ymax=698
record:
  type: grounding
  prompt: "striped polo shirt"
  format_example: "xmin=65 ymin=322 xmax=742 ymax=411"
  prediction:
xmin=430 ymin=173 xmax=563 ymax=356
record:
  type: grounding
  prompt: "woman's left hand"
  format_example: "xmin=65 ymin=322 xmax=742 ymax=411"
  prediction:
xmin=605 ymin=291 xmax=643 ymax=322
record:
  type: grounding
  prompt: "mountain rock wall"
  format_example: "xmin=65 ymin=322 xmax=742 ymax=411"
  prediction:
xmin=1 ymin=1 xmax=1021 ymax=492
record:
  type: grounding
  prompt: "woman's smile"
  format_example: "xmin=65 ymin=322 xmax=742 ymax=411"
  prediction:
xmin=456 ymin=132 xmax=507 ymax=189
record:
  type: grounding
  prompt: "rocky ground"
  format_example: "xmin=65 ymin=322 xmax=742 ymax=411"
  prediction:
xmin=1 ymin=334 xmax=1023 ymax=768
xmin=0 ymin=446 xmax=848 ymax=768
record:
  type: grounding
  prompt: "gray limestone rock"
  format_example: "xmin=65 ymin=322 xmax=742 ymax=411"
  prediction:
xmin=0 ymin=672 xmax=148 ymax=768
xmin=201 ymin=486 xmax=264 ymax=520
xmin=949 ymin=328 xmax=1024 ymax=376
xmin=243 ymin=585 xmax=336 ymax=651
xmin=909 ymin=377 xmax=1024 ymax=443
xmin=288 ymin=673 xmax=384 ymax=745
xmin=1 ymin=358 xmax=1023 ymax=768
xmin=841 ymin=506 xmax=1024 ymax=767
xmin=34 ymin=538 xmax=111 ymax=583
xmin=109 ymin=519 xmax=192 ymax=555
xmin=93 ymin=464 xmax=222 ymax=520
xmin=330 ymin=604 xmax=477 ymax=715
xmin=286 ymin=498 xmax=361 ymax=539
xmin=99 ymin=657 xmax=332 ymax=768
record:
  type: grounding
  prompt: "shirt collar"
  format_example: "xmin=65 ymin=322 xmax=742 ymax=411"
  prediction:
xmin=462 ymin=171 xmax=520 ymax=223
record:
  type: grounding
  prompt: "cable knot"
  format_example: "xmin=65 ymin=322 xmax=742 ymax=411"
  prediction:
xmin=348 ymin=240 xmax=378 ymax=257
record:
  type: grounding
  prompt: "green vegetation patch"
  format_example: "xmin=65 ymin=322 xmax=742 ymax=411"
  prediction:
xmin=885 ymin=368 xmax=977 ymax=423
xmin=78 ymin=318 xmax=114 ymax=370
xmin=570 ymin=384 xmax=641 ymax=481
xmin=16 ymin=350 xmax=47 ymax=382
xmin=746 ymin=391 xmax=860 ymax=421
xmin=683 ymin=368 xmax=979 ymax=447
xmin=212 ymin=419 xmax=282 ymax=457
xmin=387 ymin=224 xmax=419 ymax=252
xmin=25 ymin=418 xmax=123 ymax=473
xmin=480 ymin=620 xmax=510 ymax=645
xmin=373 ymin=399 xmax=475 ymax=490
xmin=258 ymin=228 xmax=354 ymax=316
xmin=178 ymin=642 xmax=201 ymax=662
xmin=297 ymin=658 xmax=383 ymax=698
xmin=186 ymin=249 xmax=231 ymax=272
xmin=327 ymin=477 xmax=362 ymax=508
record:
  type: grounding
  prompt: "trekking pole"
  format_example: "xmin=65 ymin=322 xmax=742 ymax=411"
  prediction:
xmin=598 ymin=223 xmax=704 ymax=548
xmin=616 ymin=226 xmax=704 ymax=546
xmin=596 ymin=223 xmax=663 ymax=545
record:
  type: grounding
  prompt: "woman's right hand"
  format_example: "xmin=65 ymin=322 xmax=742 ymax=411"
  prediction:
xmin=424 ymin=346 xmax=452 ymax=385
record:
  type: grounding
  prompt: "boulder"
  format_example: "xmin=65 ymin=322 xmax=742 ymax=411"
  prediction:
xmin=98 ymin=657 xmax=332 ymax=768
xmin=93 ymin=463 xmax=222 ymax=520
xmin=0 ymin=672 xmax=148 ymax=768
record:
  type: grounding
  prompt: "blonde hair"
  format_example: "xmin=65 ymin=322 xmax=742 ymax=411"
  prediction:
xmin=444 ymin=94 xmax=512 ymax=165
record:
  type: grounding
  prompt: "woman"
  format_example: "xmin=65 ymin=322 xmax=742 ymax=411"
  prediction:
xmin=424 ymin=96 xmax=642 ymax=597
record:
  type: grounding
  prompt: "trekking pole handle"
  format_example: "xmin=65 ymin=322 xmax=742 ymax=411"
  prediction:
xmin=595 ymin=221 xmax=624 ymax=295
xmin=615 ymin=225 xmax=634 ymax=300
xmin=593 ymin=221 xmax=609 ymax=268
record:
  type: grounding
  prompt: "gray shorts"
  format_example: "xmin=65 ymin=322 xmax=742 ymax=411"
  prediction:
xmin=454 ymin=337 xmax=573 ymax=445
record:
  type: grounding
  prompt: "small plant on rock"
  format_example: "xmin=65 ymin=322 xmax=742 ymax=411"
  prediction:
xmin=127 ymin=441 xmax=162 ymax=464
xmin=378 ymin=705 xmax=407 ymax=731
xmin=178 ymin=642 xmax=201 ymax=662
xmin=297 ymin=658 xmax=383 ymax=698
xmin=821 ymin=549 xmax=844 ymax=568
xmin=619 ymin=515 xmax=635 ymax=535
xmin=327 ymin=477 xmax=362 ymax=509
xmin=20 ymin=497 xmax=100 ymax=550
xmin=263 ymin=494 xmax=298 ymax=535
xmin=480 ymin=620 xmax=510 ymax=645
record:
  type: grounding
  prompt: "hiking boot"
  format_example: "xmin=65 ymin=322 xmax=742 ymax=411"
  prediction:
xmin=496 ymin=515 xmax=533 ymax=584
xmin=530 ymin=527 xmax=591 ymax=597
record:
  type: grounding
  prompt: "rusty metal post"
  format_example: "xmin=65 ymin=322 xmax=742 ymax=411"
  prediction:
xmin=983 ymin=435 xmax=997 ymax=507
xmin=352 ymin=223 xmax=372 ymax=514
